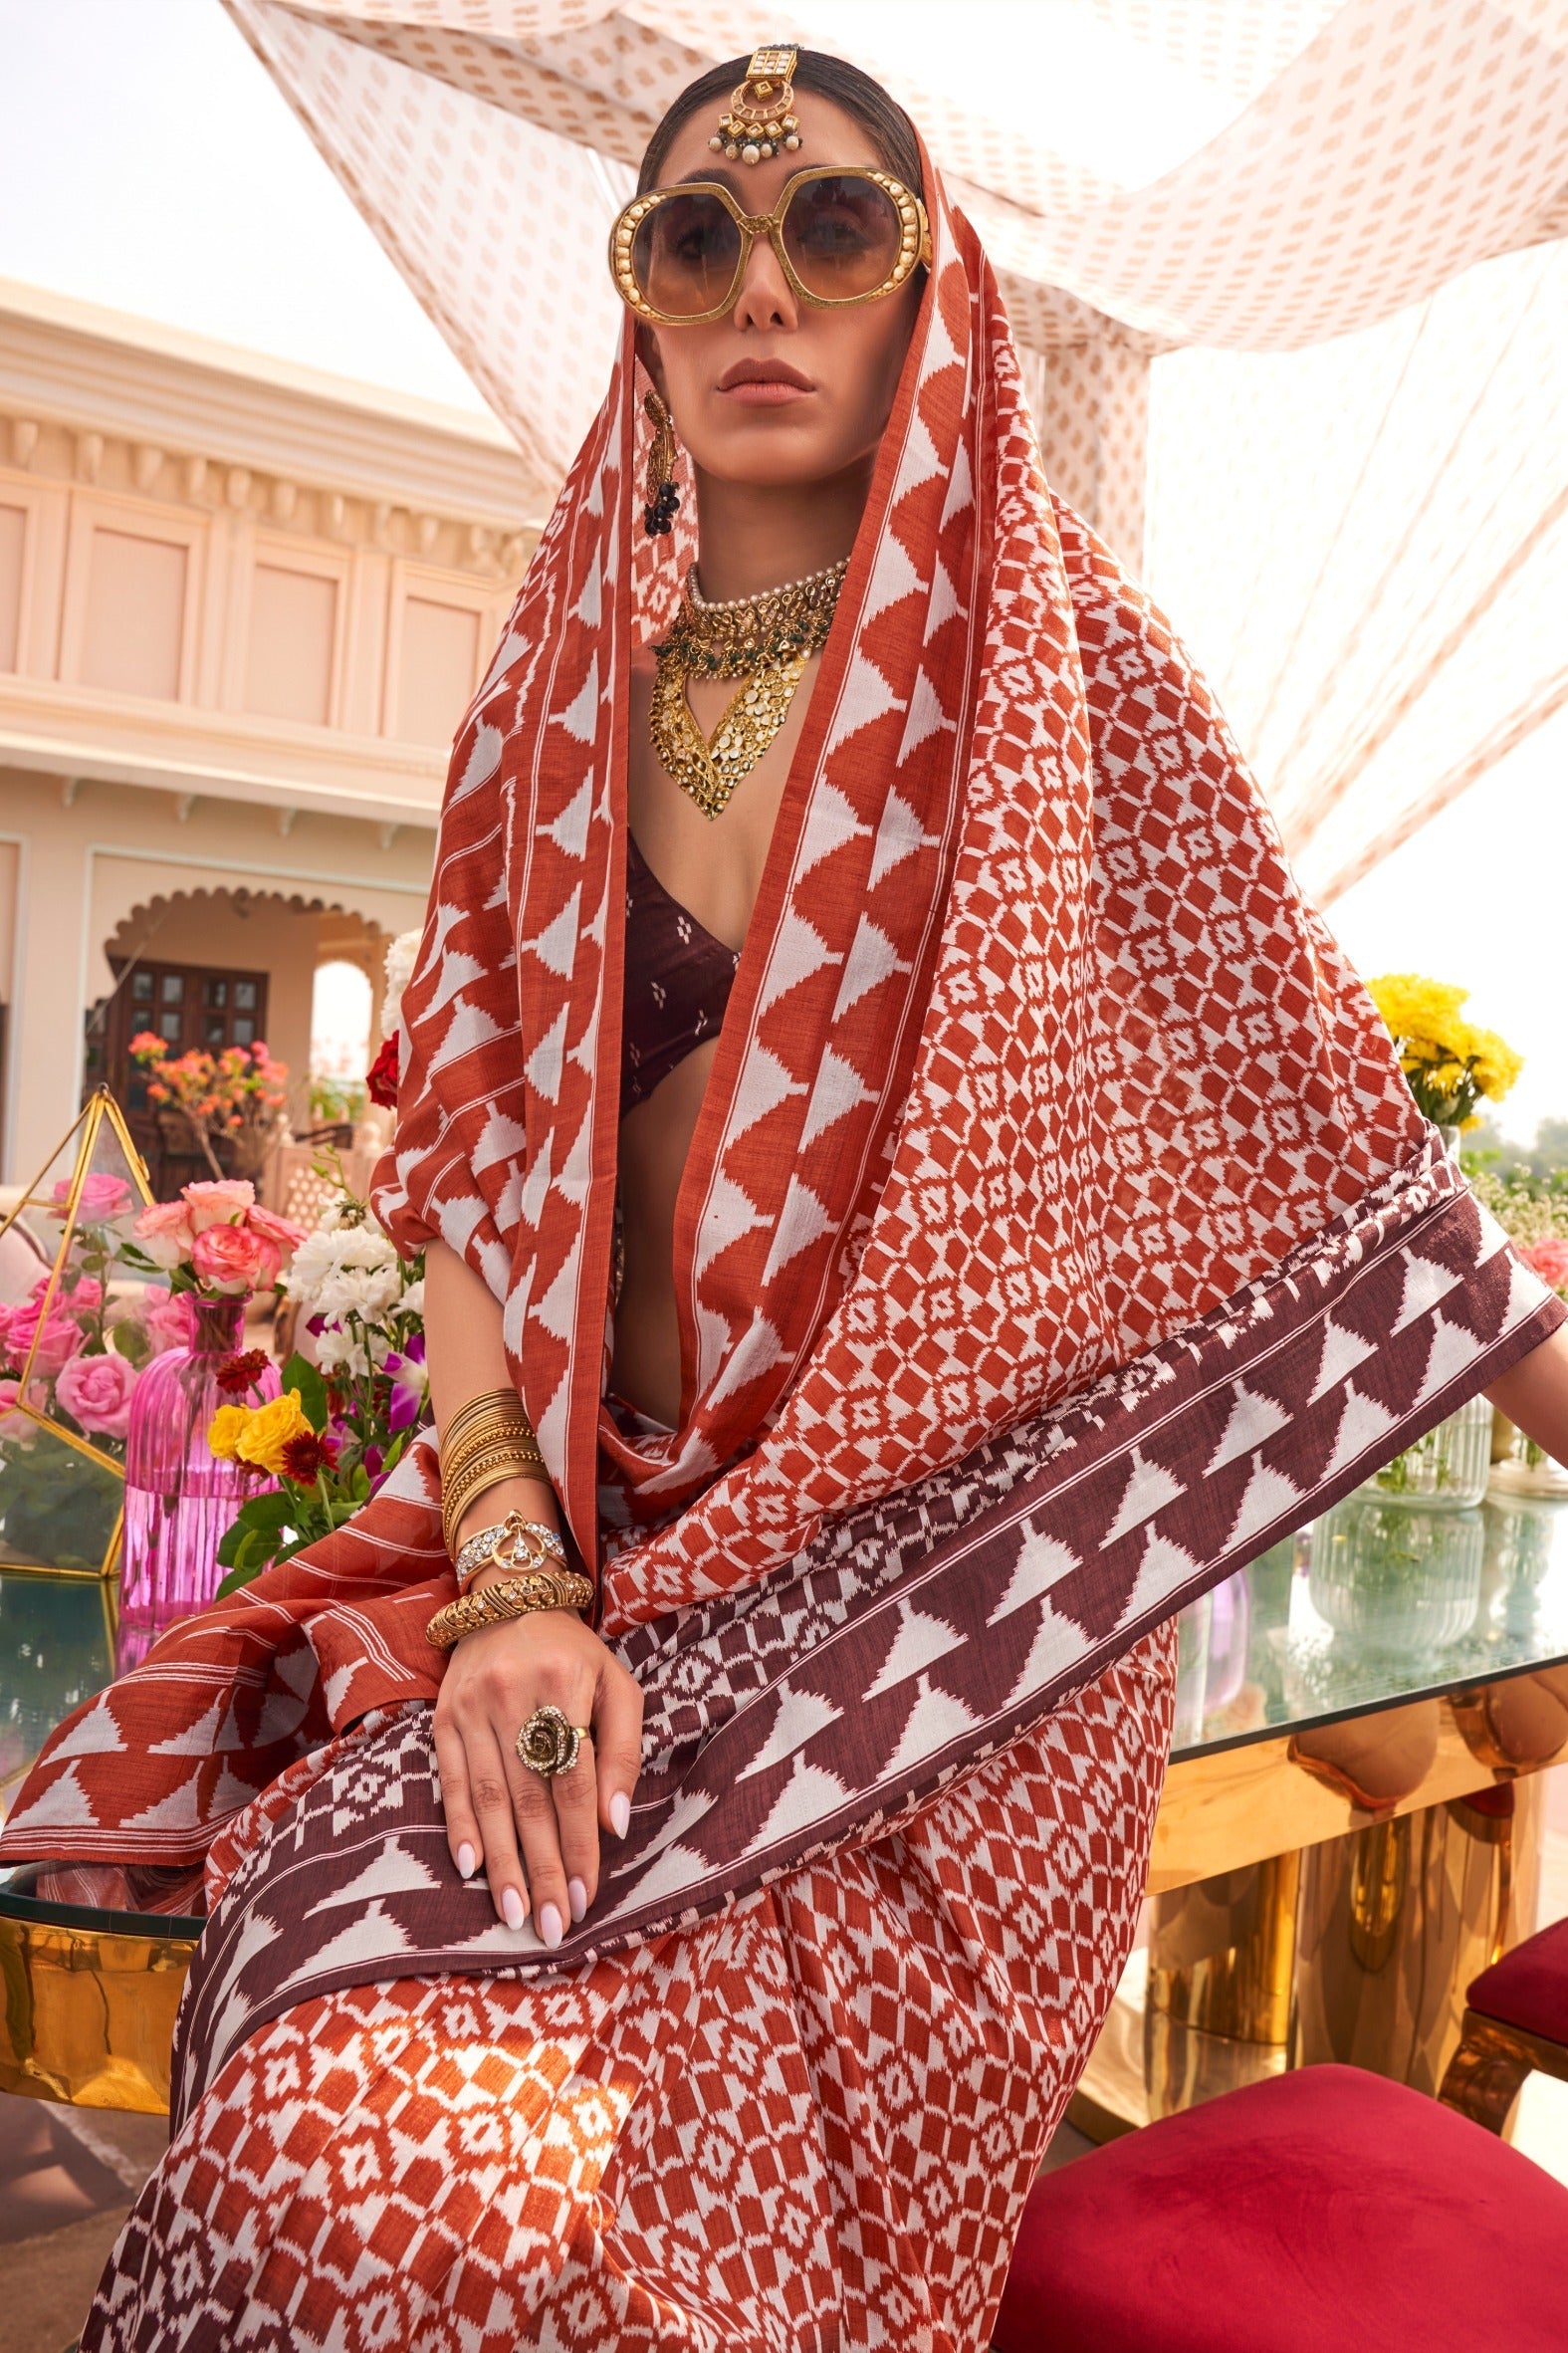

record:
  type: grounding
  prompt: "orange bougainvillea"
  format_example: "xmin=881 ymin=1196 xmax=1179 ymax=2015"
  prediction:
xmin=130 ymin=1035 xmax=289 ymax=1178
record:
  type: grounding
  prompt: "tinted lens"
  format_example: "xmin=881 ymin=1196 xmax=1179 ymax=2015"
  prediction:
xmin=781 ymin=174 xmax=906 ymax=300
xmin=632 ymin=192 xmax=743 ymax=317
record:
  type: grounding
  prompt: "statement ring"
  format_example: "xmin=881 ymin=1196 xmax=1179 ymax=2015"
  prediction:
xmin=516 ymin=1704 xmax=591 ymax=1779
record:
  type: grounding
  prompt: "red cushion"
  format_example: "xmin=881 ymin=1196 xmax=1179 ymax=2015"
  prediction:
xmin=993 ymin=2064 xmax=1568 ymax=2353
xmin=1467 ymin=1916 xmax=1568 ymax=2046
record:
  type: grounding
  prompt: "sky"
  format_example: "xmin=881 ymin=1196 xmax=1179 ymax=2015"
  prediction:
xmin=1 ymin=0 xmax=1562 ymax=1137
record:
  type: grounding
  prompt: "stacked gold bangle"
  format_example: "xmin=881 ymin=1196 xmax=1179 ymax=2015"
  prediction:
xmin=425 ymin=1567 xmax=595 ymax=1653
xmin=440 ymin=1386 xmax=550 ymax=1557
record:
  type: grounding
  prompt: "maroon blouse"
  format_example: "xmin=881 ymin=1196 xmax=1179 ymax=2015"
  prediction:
xmin=620 ymin=831 xmax=742 ymax=1115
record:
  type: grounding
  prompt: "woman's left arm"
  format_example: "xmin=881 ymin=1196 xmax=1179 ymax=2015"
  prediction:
xmin=1485 ymin=1322 xmax=1568 ymax=1465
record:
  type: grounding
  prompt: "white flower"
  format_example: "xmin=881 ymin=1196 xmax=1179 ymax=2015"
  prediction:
xmin=381 ymin=928 xmax=421 ymax=1039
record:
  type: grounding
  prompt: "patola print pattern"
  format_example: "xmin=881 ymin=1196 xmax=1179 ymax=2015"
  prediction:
xmin=372 ymin=152 xmax=1433 ymax=1623
xmin=6 ymin=139 xmax=1566 ymax=2353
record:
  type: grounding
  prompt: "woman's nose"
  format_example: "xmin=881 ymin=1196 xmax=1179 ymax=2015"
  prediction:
xmin=732 ymin=229 xmax=798 ymax=332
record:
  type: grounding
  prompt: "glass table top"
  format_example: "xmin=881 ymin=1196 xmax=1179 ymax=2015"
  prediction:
xmin=3 ymin=1489 xmax=1568 ymax=1830
xmin=1172 ymin=1489 xmax=1568 ymax=1761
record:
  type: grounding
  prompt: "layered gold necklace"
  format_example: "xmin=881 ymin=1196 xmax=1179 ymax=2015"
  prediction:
xmin=649 ymin=557 xmax=848 ymax=820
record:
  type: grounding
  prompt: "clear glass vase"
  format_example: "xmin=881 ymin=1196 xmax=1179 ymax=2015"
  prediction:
xmin=1357 ymin=1393 xmax=1493 ymax=1510
xmin=1308 ymin=1497 xmax=1484 ymax=1656
xmin=118 ymin=1294 xmax=279 ymax=1662
xmin=1488 ymin=1412 xmax=1568 ymax=1500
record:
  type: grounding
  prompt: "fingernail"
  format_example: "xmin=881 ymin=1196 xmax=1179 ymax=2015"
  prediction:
xmin=609 ymin=1791 xmax=630 ymax=1840
xmin=456 ymin=1842 xmax=476 ymax=1881
xmin=568 ymin=1877 xmax=588 ymax=1924
xmin=539 ymin=1902 xmax=563 ymax=1949
xmin=500 ymin=1885 xmax=527 ymax=1931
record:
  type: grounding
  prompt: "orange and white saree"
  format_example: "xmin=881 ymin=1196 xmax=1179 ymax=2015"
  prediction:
xmin=5 ymin=154 xmax=1560 ymax=2352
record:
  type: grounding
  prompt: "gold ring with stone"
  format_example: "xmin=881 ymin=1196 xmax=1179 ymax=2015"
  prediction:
xmin=516 ymin=1704 xmax=591 ymax=1779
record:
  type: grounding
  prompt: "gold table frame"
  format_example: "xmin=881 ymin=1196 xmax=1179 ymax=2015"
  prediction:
xmin=1073 ymin=1678 xmax=1568 ymax=2141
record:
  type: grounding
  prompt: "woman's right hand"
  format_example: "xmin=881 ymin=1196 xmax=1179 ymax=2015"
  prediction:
xmin=432 ymin=1599 xmax=643 ymax=1945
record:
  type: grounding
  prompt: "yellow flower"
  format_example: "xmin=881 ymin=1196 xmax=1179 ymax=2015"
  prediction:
xmin=1368 ymin=974 xmax=1470 ymax=1057
xmin=233 ymin=1389 xmax=314 ymax=1476
xmin=1467 ymin=1025 xmax=1523 ymax=1103
xmin=207 ymin=1404 xmax=252 ymax=1461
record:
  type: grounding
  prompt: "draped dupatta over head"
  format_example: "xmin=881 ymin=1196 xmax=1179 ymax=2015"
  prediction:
xmin=376 ymin=142 xmax=1429 ymax=1627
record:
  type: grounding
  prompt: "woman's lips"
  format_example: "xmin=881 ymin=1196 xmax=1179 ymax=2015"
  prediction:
xmin=716 ymin=360 xmax=814 ymax=406
xmin=720 ymin=377 xmax=812 ymax=405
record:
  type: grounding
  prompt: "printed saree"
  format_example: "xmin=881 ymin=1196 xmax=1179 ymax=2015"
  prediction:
xmin=4 ymin=148 xmax=1563 ymax=2352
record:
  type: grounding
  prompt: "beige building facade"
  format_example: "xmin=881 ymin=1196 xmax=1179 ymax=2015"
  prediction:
xmin=0 ymin=277 xmax=537 ymax=1183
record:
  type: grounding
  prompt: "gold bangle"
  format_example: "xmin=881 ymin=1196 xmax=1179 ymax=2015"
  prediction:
xmin=443 ymin=1388 xmax=540 ymax=1454
xmin=425 ymin=1567 xmax=595 ymax=1652
xmin=441 ymin=1456 xmax=554 ymax=1556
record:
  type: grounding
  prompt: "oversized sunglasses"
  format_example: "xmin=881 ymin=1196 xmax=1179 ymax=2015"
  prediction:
xmin=608 ymin=166 xmax=931 ymax=326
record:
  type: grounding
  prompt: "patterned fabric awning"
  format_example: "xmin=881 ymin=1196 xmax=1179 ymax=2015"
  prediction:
xmin=224 ymin=0 xmax=1568 ymax=893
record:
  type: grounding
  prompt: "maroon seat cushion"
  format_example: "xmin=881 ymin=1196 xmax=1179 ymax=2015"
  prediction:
xmin=993 ymin=2063 xmax=1568 ymax=2353
xmin=1466 ymin=1916 xmax=1568 ymax=2046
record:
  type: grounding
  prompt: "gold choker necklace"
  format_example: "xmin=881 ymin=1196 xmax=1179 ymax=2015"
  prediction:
xmin=649 ymin=557 xmax=848 ymax=820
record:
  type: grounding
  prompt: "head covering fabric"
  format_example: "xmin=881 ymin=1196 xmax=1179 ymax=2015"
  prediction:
xmin=372 ymin=141 xmax=1422 ymax=1632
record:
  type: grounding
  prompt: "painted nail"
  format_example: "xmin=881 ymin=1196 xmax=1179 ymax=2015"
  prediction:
xmin=539 ymin=1902 xmax=564 ymax=1949
xmin=500 ymin=1885 xmax=527 ymax=1931
xmin=456 ymin=1842 xmax=476 ymax=1880
xmin=568 ymin=1877 xmax=588 ymax=1924
xmin=609 ymin=1791 xmax=630 ymax=1840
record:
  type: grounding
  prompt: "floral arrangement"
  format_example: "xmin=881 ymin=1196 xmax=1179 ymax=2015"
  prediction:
xmin=0 ymin=1173 xmax=198 ymax=1569
xmin=1468 ymin=1172 xmax=1568 ymax=1300
xmin=209 ymin=1178 xmax=425 ymax=1588
xmin=126 ymin=1178 xmax=307 ymax=1299
xmin=0 ymin=1173 xmax=175 ymax=1453
xmin=1366 ymin=974 xmax=1523 ymax=1130
xmin=129 ymin=1034 xmax=289 ymax=1179
xmin=365 ymin=928 xmax=420 ymax=1111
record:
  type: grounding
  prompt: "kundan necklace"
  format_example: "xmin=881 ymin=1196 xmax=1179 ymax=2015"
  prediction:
xmin=650 ymin=556 xmax=848 ymax=819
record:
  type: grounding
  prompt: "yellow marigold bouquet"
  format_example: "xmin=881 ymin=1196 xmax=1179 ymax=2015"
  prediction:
xmin=1366 ymin=973 xmax=1523 ymax=1129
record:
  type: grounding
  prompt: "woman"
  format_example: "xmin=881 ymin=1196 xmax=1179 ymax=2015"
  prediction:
xmin=9 ymin=46 xmax=1568 ymax=2353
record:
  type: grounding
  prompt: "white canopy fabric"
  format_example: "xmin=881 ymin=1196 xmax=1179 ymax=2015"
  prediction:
xmin=224 ymin=0 xmax=1568 ymax=895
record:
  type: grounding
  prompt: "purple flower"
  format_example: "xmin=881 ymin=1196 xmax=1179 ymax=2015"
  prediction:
xmin=383 ymin=1333 xmax=428 ymax=1435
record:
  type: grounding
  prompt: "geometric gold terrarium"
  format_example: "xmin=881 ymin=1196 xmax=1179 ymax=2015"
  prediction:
xmin=0 ymin=1088 xmax=155 ymax=1579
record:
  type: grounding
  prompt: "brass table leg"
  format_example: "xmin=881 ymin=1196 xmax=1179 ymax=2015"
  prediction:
xmin=1292 ymin=1777 xmax=1543 ymax=2107
xmin=1070 ymin=1854 xmax=1299 ymax=2139
xmin=1070 ymin=1776 xmax=1546 ymax=2143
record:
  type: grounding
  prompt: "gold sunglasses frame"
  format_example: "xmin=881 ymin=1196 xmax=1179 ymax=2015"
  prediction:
xmin=608 ymin=165 xmax=932 ymax=327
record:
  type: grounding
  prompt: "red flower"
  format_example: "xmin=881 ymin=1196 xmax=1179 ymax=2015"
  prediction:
xmin=366 ymin=1034 xmax=400 ymax=1110
xmin=215 ymin=1349 xmax=272 ymax=1396
xmin=280 ymin=1430 xmax=336 ymax=1483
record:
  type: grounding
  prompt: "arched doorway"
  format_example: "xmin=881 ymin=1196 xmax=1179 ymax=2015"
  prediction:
xmin=87 ymin=888 xmax=392 ymax=1197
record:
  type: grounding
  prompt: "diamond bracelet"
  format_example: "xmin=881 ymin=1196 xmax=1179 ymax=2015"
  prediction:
xmin=454 ymin=1512 xmax=568 ymax=1593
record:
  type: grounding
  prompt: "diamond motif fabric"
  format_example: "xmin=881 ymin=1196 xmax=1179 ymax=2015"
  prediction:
xmin=82 ymin=1622 xmax=1179 ymax=2353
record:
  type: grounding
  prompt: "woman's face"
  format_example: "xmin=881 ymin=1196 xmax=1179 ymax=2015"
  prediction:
xmin=639 ymin=95 xmax=924 ymax=494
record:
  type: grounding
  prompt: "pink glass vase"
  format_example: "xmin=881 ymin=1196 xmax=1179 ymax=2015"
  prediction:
xmin=119 ymin=1294 xmax=280 ymax=1662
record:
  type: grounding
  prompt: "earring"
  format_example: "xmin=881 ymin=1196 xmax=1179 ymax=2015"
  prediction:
xmin=643 ymin=389 xmax=680 ymax=538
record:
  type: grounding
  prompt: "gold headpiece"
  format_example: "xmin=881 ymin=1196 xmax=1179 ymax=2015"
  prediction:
xmin=709 ymin=44 xmax=802 ymax=165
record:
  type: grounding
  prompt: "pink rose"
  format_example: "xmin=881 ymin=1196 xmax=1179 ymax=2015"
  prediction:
xmin=1520 ymin=1238 xmax=1568 ymax=1294
xmin=182 ymin=1179 xmax=257 ymax=1235
xmin=245 ymin=1204 xmax=309 ymax=1265
xmin=59 ymin=1275 xmax=104 ymax=1315
xmin=52 ymin=1173 xmax=133 ymax=1224
xmin=56 ymin=1349 xmax=139 ymax=1440
xmin=0 ymin=1376 xmax=38 ymax=1442
xmin=141 ymin=1289 xmax=195 ymax=1355
xmin=190 ymin=1223 xmax=273 ymax=1295
xmin=4 ymin=1295 xmax=84 ymax=1379
xmin=134 ymin=1199 xmax=197 ymax=1270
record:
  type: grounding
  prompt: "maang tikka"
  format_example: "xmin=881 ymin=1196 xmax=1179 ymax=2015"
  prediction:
xmin=643 ymin=389 xmax=679 ymax=537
